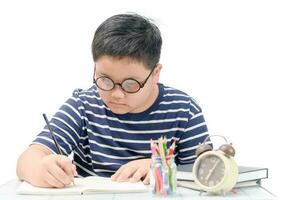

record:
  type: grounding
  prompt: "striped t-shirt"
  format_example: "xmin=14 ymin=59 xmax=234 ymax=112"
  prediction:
xmin=33 ymin=83 xmax=209 ymax=177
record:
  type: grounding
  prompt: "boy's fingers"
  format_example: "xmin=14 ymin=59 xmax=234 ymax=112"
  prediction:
xmin=130 ymin=169 xmax=145 ymax=182
xmin=57 ymin=156 xmax=72 ymax=170
xmin=72 ymin=164 xmax=77 ymax=176
xmin=56 ymin=156 xmax=75 ymax=181
xmin=44 ymin=171 xmax=65 ymax=188
xmin=111 ymin=166 xmax=124 ymax=181
xmin=116 ymin=166 xmax=138 ymax=181
xmin=62 ymin=163 xmax=75 ymax=181
xmin=142 ymin=172 xmax=150 ymax=185
xmin=47 ymin=160 xmax=73 ymax=185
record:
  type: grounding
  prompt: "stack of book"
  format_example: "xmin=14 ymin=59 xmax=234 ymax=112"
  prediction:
xmin=177 ymin=164 xmax=268 ymax=190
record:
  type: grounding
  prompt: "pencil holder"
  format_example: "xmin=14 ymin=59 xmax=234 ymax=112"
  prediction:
xmin=150 ymin=155 xmax=177 ymax=196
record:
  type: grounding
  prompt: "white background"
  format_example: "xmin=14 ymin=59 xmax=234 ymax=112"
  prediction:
xmin=0 ymin=0 xmax=297 ymax=198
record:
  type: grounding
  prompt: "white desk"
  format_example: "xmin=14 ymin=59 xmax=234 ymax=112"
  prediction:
xmin=0 ymin=179 xmax=277 ymax=200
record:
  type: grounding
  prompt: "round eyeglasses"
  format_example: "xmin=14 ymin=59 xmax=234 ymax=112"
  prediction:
xmin=93 ymin=67 xmax=155 ymax=94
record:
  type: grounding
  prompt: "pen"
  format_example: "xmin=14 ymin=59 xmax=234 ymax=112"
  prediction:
xmin=42 ymin=113 xmax=75 ymax=185
xmin=42 ymin=113 xmax=63 ymax=155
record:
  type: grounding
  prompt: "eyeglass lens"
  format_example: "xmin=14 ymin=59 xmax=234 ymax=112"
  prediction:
xmin=95 ymin=77 xmax=141 ymax=93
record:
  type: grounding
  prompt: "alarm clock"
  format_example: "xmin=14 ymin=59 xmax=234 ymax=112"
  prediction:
xmin=192 ymin=135 xmax=238 ymax=195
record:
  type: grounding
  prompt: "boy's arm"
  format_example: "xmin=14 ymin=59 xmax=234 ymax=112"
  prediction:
xmin=16 ymin=144 xmax=77 ymax=188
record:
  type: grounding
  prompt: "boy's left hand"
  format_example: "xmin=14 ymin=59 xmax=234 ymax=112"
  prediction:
xmin=111 ymin=158 xmax=150 ymax=185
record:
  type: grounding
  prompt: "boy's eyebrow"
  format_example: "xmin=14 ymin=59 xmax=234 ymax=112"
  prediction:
xmin=96 ymin=71 xmax=142 ymax=81
xmin=96 ymin=71 xmax=109 ymax=77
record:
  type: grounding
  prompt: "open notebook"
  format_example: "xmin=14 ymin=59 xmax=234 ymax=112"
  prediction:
xmin=16 ymin=176 xmax=149 ymax=195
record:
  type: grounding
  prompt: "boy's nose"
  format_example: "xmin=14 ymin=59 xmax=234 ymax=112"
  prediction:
xmin=111 ymin=85 xmax=125 ymax=99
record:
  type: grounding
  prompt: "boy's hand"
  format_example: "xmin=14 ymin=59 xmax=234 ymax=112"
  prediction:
xmin=111 ymin=159 xmax=151 ymax=185
xmin=35 ymin=154 xmax=77 ymax=188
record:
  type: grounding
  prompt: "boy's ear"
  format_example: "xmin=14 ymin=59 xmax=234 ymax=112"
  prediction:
xmin=153 ymin=64 xmax=162 ymax=80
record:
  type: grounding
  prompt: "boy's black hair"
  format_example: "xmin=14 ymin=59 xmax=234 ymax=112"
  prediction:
xmin=92 ymin=13 xmax=162 ymax=70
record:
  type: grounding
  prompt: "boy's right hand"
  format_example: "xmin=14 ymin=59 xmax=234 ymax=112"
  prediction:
xmin=34 ymin=154 xmax=77 ymax=188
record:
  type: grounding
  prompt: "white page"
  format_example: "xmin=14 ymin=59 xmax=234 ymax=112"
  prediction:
xmin=81 ymin=176 xmax=149 ymax=193
xmin=16 ymin=176 xmax=149 ymax=195
xmin=16 ymin=181 xmax=83 ymax=195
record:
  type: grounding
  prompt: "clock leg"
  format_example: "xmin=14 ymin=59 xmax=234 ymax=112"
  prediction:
xmin=199 ymin=190 xmax=203 ymax=196
xmin=220 ymin=189 xmax=226 ymax=196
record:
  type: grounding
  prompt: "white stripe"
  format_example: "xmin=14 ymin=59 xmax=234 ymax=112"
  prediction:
xmin=76 ymin=148 xmax=92 ymax=162
xmin=42 ymin=128 xmax=72 ymax=152
xmin=77 ymin=144 xmax=92 ymax=159
xmin=190 ymin=97 xmax=199 ymax=106
xmin=179 ymin=144 xmax=199 ymax=152
xmin=46 ymin=123 xmax=78 ymax=148
xmin=77 ymin=93 xmax=101 ymax=101
xmin=179 ymin=160 xmax=194 ymax=165
xmin=93 ymin=169 xmax=116 ymax=173
xmin=90 ymin=150 xmax=145 ymax=160
xmin=74 ymin=161 xmax=97 ymax=176
xmin=88 ymin=128 xmax=180 ymax=144
xmin=75 ymin=145 xmax=124 ymax=166
xmin=82 ymin=88 xmax=98 ymax=94
xmin=69 ymin=96 xmax=79 ymax=101
xmin=150 ymin=108 xmax=189 ymax=115
xmin=63 ymin=102 xmax=82 ymax=120
xmin=89 ymin=121 xmax=185 ymax=134
xmin=190 ymin=102 xmax=200 ymax=112
xmin=85 ymin=110 xmax=188 ymax=124
xmin=185 ymin=122 xmax=207 ymax=132
xmin=179 ymin=131 xmax=209 ymax=144
xmin=80 ymin=100 xmax=109 ymax=110
xmin=163 ymin=93 xmax=189 ymax=98
xmin=71 ymin=96 xmax=110 ymax=110
xmin=74 ymin=88 xmax=97 ymax=94
xmin=35 ymin=136 xmax=54 ymax=147
xmin=189 ymin=111 xmax=195 ymax=117
xmin=178 ymin=154 xmax=197 ymax=161
xmin=172 ymin=137 xmax=180 ymax=142
xmin=73 ymin=151 xmax=92 ymax=166
xmin=164 ymin=87 xmax=176 ymax=91
xmin=92 ymin=160 xmax=122 ymax=166
xmin=52 ymin=116 xmax=81 ymax=140
xmin=35 ymin=136 xmax=68 ymax=155
xmin=159 ymin=100 xmax=190 ymax=105
xmin=89 ymin=140 xmax=151 ymax=154
xmin=78 ymin=143 xmax=90 ymax=150
xmin=79 ymin=133 xmax=88 ymax=140
xmin=190 ymin=112 xmax=203 ymax=120
xmin=57 ymin=109 xmax=80 ymax=127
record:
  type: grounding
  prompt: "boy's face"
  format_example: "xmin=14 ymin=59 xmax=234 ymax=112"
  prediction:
xmin=94 ymin=55 xmax=161 ymax=115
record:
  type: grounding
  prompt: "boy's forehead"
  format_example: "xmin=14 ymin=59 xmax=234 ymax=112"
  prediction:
xmin=95 ymin=56 xmax=149 ymax=78
xmin=96 ymin=55 xmax=146 ymax=66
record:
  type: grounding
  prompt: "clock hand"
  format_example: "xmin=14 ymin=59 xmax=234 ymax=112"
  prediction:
xmin=205 ymin=160 xmax=220 ymax=181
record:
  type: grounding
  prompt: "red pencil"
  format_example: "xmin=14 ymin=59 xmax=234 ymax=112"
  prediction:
xmin=167 ymin=139 xmax=176 ymax=159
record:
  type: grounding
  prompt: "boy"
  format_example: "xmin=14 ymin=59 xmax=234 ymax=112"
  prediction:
xmin=16 ymin=13 xmax=209 ymax=188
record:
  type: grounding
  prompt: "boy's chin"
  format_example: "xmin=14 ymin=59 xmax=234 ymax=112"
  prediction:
xmin=109 ymin=107 xmax=130 ymax=115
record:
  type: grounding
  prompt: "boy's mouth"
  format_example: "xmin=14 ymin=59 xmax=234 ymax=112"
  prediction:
xmin=109 ymin=102 xmax=126 ymax=106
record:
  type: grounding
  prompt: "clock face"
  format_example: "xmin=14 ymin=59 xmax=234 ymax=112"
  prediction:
xmin=196 ymin=155 xmax=225 ymax=187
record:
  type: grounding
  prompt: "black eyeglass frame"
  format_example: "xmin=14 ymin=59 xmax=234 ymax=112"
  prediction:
xmin=93 ymin=65 xmax=156 ymax=94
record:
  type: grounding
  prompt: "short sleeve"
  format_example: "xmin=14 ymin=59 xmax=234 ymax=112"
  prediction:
xmin=176 ymin=98 xmax=209 ymax=165
xmin=32 ymin=90 xmax=84 ymax=155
